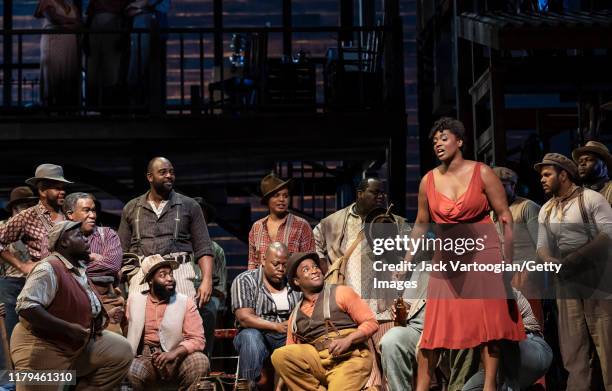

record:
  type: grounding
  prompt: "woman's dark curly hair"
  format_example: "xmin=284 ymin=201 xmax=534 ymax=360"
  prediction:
xmin=428 ymin=117 xmax=466 ymax=142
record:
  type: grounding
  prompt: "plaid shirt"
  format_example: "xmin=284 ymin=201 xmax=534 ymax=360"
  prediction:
xmin=86 ymin=226 xmax=123 ymax=279
xmin=0 ymin=202 xmax=63 ymax=262
xmin=247 ymin=213 xmax=315 ymax=269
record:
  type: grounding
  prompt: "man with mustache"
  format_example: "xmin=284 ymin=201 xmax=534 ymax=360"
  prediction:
xmin=247 ymin=173 xmax=315 ymax=270
xmin=11 ymin=221 xmax=132 ymax=391
xmin=0 ymin=164 xmax=71 ymax=274
xmin=118 ymin=157 xmax=215 ymax=311
xmin=231 ymin=242 xmax=301 ymax=390
xmin=535 ymin=153 xmax=612 ymax=391
xmin=126 ymin=254 xmax=209 ymax=390
xmin=64 ymin=192 xmax=125 ymax=334
xmin=272 ymin=252 xmax=379 ymax=391
xmin=572 ymin=140 xmax=612 ymax=205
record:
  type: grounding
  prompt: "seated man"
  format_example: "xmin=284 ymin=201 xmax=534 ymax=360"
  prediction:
xmin=461 ymin=288 xmax=552 ymax=391
xmin=11 ymin=221 xmax=132 ymax=391
xmin=126 ymin=254 xmax=210 ymax=391
xmin=230 ymin=242 xmax=301 ymax=389
xmin=272 ymin=252 xmax=379 ymax=391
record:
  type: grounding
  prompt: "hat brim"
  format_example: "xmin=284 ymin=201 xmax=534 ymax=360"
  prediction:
xmin=533 ymin=162 xmax=577 ymax=180
xmin=572 ymin=146 xmax=612 ymax=169
xmin=260 ymin=179 xmax=292 ymax=205
xmin=5 ymin=196 xmax=38 ymax=212
xmin=288 ymin=252 xmax=320 ymax=292
xmin=25 ymin=177 xmax=73 ymax=187
xmin=141 ymin=260 xmax=180 ymax=285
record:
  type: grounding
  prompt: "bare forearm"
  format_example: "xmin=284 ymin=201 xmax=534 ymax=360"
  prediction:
xmin=1 ymin=250 xmax=26 ymax=271
xmin=198 ymin=256 xmax=213 ymax=282
xmin=237 ymin=313 xmax=280 ymax=332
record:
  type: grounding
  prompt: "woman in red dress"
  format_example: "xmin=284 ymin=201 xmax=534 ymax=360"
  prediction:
xmin=412 ymin=118 xmax=525 ymax=391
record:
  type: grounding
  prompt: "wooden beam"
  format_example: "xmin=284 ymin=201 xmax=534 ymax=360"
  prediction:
xmin=468 ymin=68 xmax=490 ymax=104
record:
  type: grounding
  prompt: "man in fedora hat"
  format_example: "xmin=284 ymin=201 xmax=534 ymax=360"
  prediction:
xmin=535 ymin=153 xmax=612 ymax=391
xmin=0 ymin=164 xmax=71 ymax=274
xmin=271 ymin=252 xmax=378 ymax=391
xmin=247 ymin=173 xmax=314 ymax=270
xmin=11 ymin=220 xmax=132 ymax=391
xmin=118 ymin=157 xmax=215 ymax=309
xmin=313 ymin=177 xmax=407 ymax=387
xmin=126 ymin=254 xmax=209 ymax=391
xmin=573 ymin=140 xmax=612 ymax=205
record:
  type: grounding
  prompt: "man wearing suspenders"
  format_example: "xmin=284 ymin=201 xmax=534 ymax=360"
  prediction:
xmin=535 ymin=153 xmax=612 ymax=391
xmin=118 ymin=157 xmax=214 ymax=313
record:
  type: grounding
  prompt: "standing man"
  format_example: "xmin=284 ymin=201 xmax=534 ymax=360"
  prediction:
xmin=231 ymin=242 xmax=301 ymax=390
xmin=492 ymin=166 xmax=544 ymax=325
xmin=272 ymin=252 xmax=378 ymax=391
xmin=64 ymin=192 xmax=125 ymax=334
xmin=118 ymin=157 xmax=214 ymax=309
xmin=126 ymin=254 xmax=209 ymax=390
xmin=573 ymin=140 xmax=612 ymax=205
xmin=535 ymin=153 xmax=612 ymax=391
xmin=0 ymin=164 xmax=71 ymax=271
xmin=248 ymin=173 xmax=315 ymax=270
xmin=313 ymin=177 xmax=406 ymax=387
xmin=10 ymin=221 xmax=132 ymax=391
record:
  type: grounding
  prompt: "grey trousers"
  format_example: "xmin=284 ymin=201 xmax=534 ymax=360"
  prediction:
xmin=379 ymin=307 xmax=424 ymax=391
xmin=461 ymin=333 xmax=552 ymax=391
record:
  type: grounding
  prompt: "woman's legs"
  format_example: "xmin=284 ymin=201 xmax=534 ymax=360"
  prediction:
xmin=481 ymin=342 xmax=500 ymax=391
xmin=415 ymin=349 xmax=438 ymax=391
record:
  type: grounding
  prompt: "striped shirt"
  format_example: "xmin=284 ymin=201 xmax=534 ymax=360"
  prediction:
xmin=231 ymin=267 xmax=301 ymax=328
xmin=86 ymin=226 xmax=123 ymax=279
xmin=514 ymin=288 xmax=540 ymax=334
xmin=118 ymin=190 xmax=213 ymax=260
xmin=248 ymin=213 xmax=315 ymax=269
xmin=0 ymin=202 xmax=63 ymax=262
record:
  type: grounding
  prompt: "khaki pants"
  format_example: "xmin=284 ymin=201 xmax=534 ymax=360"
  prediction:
xmin=10 ymin=323 xmax=132 ymax=391
xmin=272 ymin=343 xmax=373 ymax=391
xmin=557 ymin=298 xmax=612 ymax=391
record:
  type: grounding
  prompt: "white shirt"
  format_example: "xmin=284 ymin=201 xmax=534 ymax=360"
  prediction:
xmin=148 ymin=200 xmax=168 ymax=218
xmin=537 ymin=188 xmax=612 ymax=255
xmin=270 ymin=287 xmax=290 ymax=312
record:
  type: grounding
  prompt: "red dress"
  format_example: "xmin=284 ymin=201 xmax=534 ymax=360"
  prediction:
xmin=419 ymin=162 xmax=525 ymax=350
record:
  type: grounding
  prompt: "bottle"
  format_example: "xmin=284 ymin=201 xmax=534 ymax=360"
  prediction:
xmin=394 ymin=294 xmax=407 ymax=327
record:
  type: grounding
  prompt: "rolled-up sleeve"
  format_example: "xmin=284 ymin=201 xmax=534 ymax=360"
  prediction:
xmin=189 ymin=202 xmax=213 ymax=260
xmin=335 ymin=285 xmax=379 ymax=338
xmin=16 ymin=262 xmax=58 ymax=312
xmin=179 ymin=298 xmax=206 ymax=353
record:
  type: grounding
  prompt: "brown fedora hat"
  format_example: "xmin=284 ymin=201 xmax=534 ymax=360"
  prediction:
xmin=25 ymin=164 xmax=73 ymax=187
xmin=572 ymin=141 xmax=612 ymax=170
xmin=5 ymin=186 xmax=38 ymax=212
xmin=260 ymin=173 xmax=292 ymax=205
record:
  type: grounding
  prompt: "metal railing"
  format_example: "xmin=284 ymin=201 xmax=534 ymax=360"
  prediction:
xmin=1 ymin=25 xmax=395 ymax=117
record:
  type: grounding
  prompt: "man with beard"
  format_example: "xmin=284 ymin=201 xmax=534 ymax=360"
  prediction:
xmin=11 ymin=221 xmax=132 ymax=391
xmin=0 ymin=164 xmax=71 ymax=273
xmin=64 ymin=192 xmax=125 ymax=334
xmin=231 ymin=242 xmax=301 ymax=390
xmin=118 ymin=157 xmax=215 ymax=310
xmin=272 ymin=252 xmax=378 ymax=391
xmin=572 ymin=140 xmax=612 ymax=205
xmin=126 ymin=254 xmax=209 ymax=390
xmin=313 ymin=177 xmax=406 ymax=388
xmin=535 ymin=153 xmax=612 ymax=391
xmin=248 ymin=173 xmax=315 ymax=270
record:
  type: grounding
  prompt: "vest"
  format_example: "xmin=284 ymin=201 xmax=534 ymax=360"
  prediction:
xmin=127 ymin=292 xmax=188 ymax=355
xmin=39 ymin=256 xmax=93 ymax=350
xmin=292 ymin=284 xmax=357 ymax=343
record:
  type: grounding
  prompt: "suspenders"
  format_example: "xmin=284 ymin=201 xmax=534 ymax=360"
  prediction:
xmin=134 ymin=201 xmax=182 ymax=255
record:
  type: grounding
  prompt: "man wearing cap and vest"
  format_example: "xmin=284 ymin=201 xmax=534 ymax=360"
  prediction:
xmin=313 ymin=177 xmax=406 ymax=387
xmin=126 ymin=254 xmax=209 ymax=390
xmin=64 ymin=192 xmax=125 ymax=334
xmin=491 ymin=166 xmax=544 ymax=326
xmin=272 ymin=252 xmax=378 ymax=391
xmin=10 ymin=221 xmax=132 ymax=391
xmin=248 ymin=173 xmax=315 ymax=270
xmin=0 ymin=164 xmax=71 ymax=274
xmin=535 ymin=153 xmax=612 ymax=391
xmin=573 ymin=140 xmax=612 ymax=205
xmin=118 ymin=157 xmax=215 ymax=310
